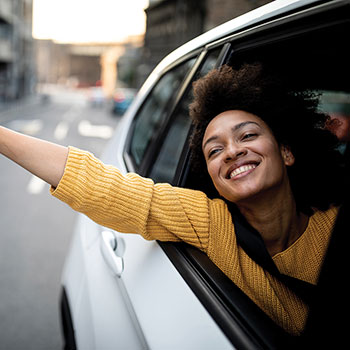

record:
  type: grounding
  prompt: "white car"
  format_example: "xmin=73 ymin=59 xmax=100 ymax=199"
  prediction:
xmin=60 ymin=0 xmax=350 ymax=348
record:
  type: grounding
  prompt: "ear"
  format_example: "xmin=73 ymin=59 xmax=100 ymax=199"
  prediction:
xmin=280 ymin=145 xmax=295 ymax=166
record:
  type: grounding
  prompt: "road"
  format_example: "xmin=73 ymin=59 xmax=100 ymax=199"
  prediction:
xmin=0 ymin=87 xmax=120 ymax=350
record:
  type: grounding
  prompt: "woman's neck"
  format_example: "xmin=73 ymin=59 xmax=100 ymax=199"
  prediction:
xmin=236 ymin=187 xmax=309 ymax=257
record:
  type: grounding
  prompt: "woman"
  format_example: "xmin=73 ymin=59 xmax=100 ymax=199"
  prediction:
xmin=0 ymin=63 xmax=345 ymax=336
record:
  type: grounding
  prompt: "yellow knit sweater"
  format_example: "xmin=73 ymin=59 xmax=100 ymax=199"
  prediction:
xmin=51 ymin=147 xmax=338 ymax=336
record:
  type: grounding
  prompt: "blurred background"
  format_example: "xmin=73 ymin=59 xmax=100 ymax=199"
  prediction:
xmin=0 ymin=0 xmax=272 ymax=349
xmin=0 ymin=0 xmax=273 ymax=107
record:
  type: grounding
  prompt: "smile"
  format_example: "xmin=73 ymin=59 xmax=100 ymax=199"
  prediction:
xmin=228 ymin=164 xmax=258 ymax=179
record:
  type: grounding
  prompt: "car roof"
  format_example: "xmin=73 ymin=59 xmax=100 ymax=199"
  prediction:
xmin=153 ymin=0 xmax=335 ymax=73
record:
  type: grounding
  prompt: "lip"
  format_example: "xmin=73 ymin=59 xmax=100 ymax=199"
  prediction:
xmin=225 ymin=161 xmax=260 ymax=179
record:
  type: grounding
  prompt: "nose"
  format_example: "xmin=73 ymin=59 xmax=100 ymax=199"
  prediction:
xmin=224 ymin=143 xmax=247 ymax=162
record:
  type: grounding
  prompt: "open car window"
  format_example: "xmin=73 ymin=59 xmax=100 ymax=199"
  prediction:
xmin=318 ymin=90 xmax=350 ymax=149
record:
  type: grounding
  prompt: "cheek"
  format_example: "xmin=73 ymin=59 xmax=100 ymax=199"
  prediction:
xmin=263 ymin=141 xmax=284 ymax=164
xmin=206 ymin=162 xmax=222 ymax=189
xmin=269 ymin=153 xmax=288 ymax=180
xmin=206 ymin=163 xmax=217 ymax=182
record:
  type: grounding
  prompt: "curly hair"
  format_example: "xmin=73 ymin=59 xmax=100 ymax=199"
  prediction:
xmin=189 ymin=63 xmax=345 ymax=214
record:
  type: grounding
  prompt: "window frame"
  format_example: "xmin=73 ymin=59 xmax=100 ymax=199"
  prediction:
xmin=123 ymin=50 xmax=202 ymax=177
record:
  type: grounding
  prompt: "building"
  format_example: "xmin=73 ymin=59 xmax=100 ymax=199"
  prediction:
xmin=35 ymin=35 xmax=144 ymax=98
xmin=137 ymin=0 xmax=272 ymax=84
xmin=0 ymin=0 xmax=35 ymax=105
xmin=35 ymin=40 xmax=103 ymax=87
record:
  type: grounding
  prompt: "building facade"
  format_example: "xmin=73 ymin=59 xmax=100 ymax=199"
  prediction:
xmin=137 ymin=0 xmax=272 ymax=84
xmin=0 ymin=0 xmax=35 ymax=105
xmin=35 ymin=37 xmax=143 ymax=98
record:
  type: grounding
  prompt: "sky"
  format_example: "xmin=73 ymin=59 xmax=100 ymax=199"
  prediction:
xmin=32 ymin=0 xmax=149 ymax=43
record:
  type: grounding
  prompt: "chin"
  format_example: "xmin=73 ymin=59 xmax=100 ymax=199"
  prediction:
xmin=221 ymin=187 xmax=264 ymax=204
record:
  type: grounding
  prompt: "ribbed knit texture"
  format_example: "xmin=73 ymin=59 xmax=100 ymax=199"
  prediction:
xmin=51 ymin=147 xmax=338 ymax=336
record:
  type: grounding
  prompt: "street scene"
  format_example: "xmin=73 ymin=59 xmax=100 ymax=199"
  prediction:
xmin=2 ymin=0 xmax=348 ymax=349
xmin=0 ymin=88 xmax=119 ymax=349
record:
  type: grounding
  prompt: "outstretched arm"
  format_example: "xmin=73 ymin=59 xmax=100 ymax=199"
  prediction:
xmin=0 ymin=126 xmax=68 ymax=188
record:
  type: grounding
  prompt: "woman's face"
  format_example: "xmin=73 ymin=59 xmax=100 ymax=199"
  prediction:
xmin=202 ymin=110 xmax=294 ymax=204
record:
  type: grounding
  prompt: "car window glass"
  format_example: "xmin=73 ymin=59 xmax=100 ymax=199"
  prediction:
xmin=318 ymin=91 xmax=350 ymax=116
xmin=149 ymin=48 xmax=223 ymax=184
xmin=128 ymin=59 xmax=196 ymax=169
xmin=318 ymin=90 xmax=350 ymax=150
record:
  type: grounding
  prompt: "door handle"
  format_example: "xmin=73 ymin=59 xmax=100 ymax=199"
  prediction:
xmin=100 ymin=230 xmax=125 ymax=277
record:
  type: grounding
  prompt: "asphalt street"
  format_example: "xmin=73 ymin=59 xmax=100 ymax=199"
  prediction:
xmin=0 ymin=87 xmax=120 ymax=350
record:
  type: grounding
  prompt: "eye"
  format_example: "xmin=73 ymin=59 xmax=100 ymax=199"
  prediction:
xmin=208 ymin=147 xmax=222 ymax=158
xmin=242 ymin=133 xmax=258 ymax=141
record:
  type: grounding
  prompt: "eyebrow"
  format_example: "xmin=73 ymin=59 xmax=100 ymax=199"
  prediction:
xmin=202 ymin=121 xmax=261 ymax=150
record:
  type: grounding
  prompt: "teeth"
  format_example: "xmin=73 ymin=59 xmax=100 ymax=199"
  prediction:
xmin=230 ymin=164 xmax=256 ymax=178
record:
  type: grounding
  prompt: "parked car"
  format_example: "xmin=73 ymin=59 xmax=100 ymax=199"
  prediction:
xmin=111 ymin=88 xmax=137 ymax=115
xmin=87 ymin=86 xmax=106 ymax=107
xmin=60 ymin=0 xmax=350 ymax=348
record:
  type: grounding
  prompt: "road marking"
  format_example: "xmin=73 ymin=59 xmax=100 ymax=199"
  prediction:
xmin=54 ymin=121 xmax=69 ymax=140
xmin=6 ymin=119 xmax=43 ymax=136
xmin=78 ymin=120 xmax=113 ymax=139
xmin=27 ymin=175 xmax=46 ymax=195
xmin=53 ymin=105 xmax=83 ymax=140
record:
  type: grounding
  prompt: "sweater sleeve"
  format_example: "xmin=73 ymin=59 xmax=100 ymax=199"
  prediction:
xmin=51 ymin=147 xmax=210 ymax=251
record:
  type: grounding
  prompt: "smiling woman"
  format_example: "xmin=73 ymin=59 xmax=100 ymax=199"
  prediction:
xmin=185 ymin=63 xmax=345 ymax=333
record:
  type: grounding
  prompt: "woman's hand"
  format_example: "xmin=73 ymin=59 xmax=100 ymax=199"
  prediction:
xmin=0 ymin=126 xmax=69 ymax=188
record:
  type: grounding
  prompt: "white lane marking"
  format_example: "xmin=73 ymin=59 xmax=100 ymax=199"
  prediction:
xmin=6 ymin=119 xmax=43 ymax=136
xmin=78 ymin=120 xmax=113 ymax=139
xmin=27 ymin=175 xmax=47 ymax=195
xmin=53 ymin=105 xmax=83 ymax=140
xmin=54 ymin=121 xmax=69 ymax=140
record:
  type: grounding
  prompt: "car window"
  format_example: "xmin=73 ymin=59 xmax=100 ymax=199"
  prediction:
xmin=127 ymin=58 xmax=196 ymax=170
xmin=319 ymin=91 xmax=350 ymax=116
xmin=148 ymin=48 xmax=223 ymax=184
xmin=318 ymin=90 xmax=350 ymax=148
